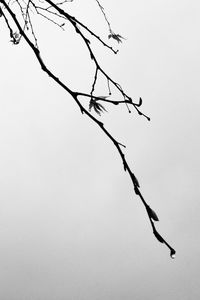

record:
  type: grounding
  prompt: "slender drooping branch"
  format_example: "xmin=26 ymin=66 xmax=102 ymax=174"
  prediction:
xmin=0 ymin=0 xmax=176 ymax=258
xmin=95 ymin=0 xmax=126 ymax=43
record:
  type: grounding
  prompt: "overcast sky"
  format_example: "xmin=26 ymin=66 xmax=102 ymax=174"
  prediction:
xmin=1 ymin=0 xmax=200 ymax=299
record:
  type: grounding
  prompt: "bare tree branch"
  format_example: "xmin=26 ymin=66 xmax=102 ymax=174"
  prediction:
xmin=0 ymin=0 xmax=176 ymax=258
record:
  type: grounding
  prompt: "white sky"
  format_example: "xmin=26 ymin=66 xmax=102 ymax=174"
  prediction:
xmin=1 ymin=0 xmax=200 ymax=299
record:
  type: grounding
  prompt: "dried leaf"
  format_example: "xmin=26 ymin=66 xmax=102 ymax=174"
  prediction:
xmin=154 ymin=230 xmax=164 ymax=243
xmin=147 ymin=206 xmax=159 ymax=221
xmin=130 ymin=172 xmax=140 ymax=188
xmin=108 ymin=32 xmax=125 ymax=43
xmin=89 ymin=99 xmax=107 ymax=115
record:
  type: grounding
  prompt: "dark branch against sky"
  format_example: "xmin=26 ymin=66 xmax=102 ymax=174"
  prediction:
xmin=0 ymin=0 xmax=175 ymax=258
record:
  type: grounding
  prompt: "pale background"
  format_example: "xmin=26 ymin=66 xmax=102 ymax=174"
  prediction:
xmin=0 ymin=0 xmax=200 ymax=299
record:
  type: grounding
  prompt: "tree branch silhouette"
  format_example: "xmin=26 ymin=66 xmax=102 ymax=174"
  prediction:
xmin=0 ymin=0 xmax=176 ymax=258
